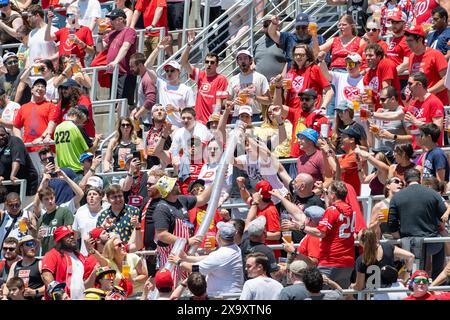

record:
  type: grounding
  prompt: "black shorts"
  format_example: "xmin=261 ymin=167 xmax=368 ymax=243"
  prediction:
xmin=113 ymin=74 xmax=137 ymax=106
xmin=167 ymin=1 xmax=190 ymax=30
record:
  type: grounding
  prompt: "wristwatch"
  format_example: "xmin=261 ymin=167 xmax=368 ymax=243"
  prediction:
xmin=35 ymin=289 xmax=39 ymax=297
xmin=299 ymin=224 xmax=305 ymax=233
xmin=393 ymin=134 xmax=398 ymax=141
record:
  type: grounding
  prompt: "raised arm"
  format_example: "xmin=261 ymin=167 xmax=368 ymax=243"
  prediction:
xmin=268 ymin=15 xmax=281 ymax=44
xmin=144 ymin=36 xmax=172 ymax=82
xmin=180 ymin=31 xmax=195 ymax=75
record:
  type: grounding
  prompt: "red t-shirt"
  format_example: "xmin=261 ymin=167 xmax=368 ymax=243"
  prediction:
xmin=179 ymin=162 xmax=205 ymax=195
xmin=409 ymin=47 xmax=448 ymax=105
xmin=189 ymin=68 xmax=228 ymax=125
xmin=413 ymin=0 xmax=438 ymax=25
xmin=257 ymin=202 xmax=281 ymax=246
xmin=104 ymin=27 xmax=137 ymax=75
xmin=287 ymin=107 xmax=329 ymax=158
xmin=403 ymin=94 xmax=445 ymax=148
xmin=55 ymin=95 xmax=96 ymax=137
xmin=54 ymin=26 xmax=94 ymax=67
xmin=297 ymin=149 xmax=326 ymax=183
xmin=285 ymin=65 xmax=330 ymax=110
xmin=404 ymin=292 xmax=437 ymax=300
xmin=339 ymin=151 xmax=361 ymax=196
xmin=316 ymin=200 xmax=356 ymax=268
xmin=358 ymin=40 xmax=389 ymax=70
xmin=135 ymin=0 xmax=168 ymax=37
xmin=297 ymin=234 xmax=320 ymax=261
xmin=330 ymin=36 xmax=361 ymax=69
xmin=363 ymin=58 xmax=402 ymax=110
xmin=14 ymin=100 xmax=58 ymax=152
xmin=41 ymin=248 xmax=90 ymax=300
xmin=188 ymin=206 xmax=223 ymax=248
xmin=386 ymin=35 xmax=411 ymax=67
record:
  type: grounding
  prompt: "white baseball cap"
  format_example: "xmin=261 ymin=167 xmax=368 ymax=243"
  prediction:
xmin=238 ymin=105 xmax=253 ymax=116
xmin=87 ymin=176 xmax=104 ymax=189
xmin=345 ymin=53 xmax=362 ymax=63
xmin=163 ymin=60 xmax=181 ymax=71
xmin=236 ymin=49 xmax=253 ymax=59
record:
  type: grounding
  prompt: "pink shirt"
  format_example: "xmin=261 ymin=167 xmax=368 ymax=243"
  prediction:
xmin=296 ymin=149 xmax=325 ymax=182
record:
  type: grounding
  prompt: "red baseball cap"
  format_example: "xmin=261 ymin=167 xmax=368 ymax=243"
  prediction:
xmin=387 ymin=10 xmax=407 ymax=22
xmin=410 ymin=269 xmax=429 ymax=281
xmin=154 ymin=269 xmax=173 ymax=290
xmin=255 ymin=180 xmax=273 ymax=199
xmin=405 ymin=25 xmax=426 ymax=38
xmin=53 ymin=226 xmax=74 ymax=243
xmin=90 ymin=227 xmax=105 ymax=240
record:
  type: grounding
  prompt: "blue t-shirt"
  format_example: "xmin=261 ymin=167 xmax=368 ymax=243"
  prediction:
xmin=278 ymin=32 xmax=325 ymax=69
xmin=48 ymin=167 xmax=78 ymax=205
xmin=426 ymin=27 xmax=450 ymax=56
xmin=423 ymin=147 xmax=450 ymax=181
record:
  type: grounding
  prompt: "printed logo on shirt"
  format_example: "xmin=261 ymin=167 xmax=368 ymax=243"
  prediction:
xmin=343 ymin=86 xmax=361 ymax=100
xmin=202 ymin=171 xmax=214 ymax=179
xmin=293 ymin=76 xmax=305 ymax=92
xmin=200 ymin=83 xmax=211 ymax=93
xmin=369 ymin=77 xmax=380 ymax=92
xmin=18 ymin=269 xmax=30 ymax=286
xmin=414 ymin=0 xmax=429 ymax=17
xmin=51 ymin=219 xmax=58 ymax=226
xmin=388 ymin=40 xmax=399 ymax=51
xmin=411 ymin=62 xmax=423 ymax=73
xmin=3 ymin=148 xmax=10 ymax=156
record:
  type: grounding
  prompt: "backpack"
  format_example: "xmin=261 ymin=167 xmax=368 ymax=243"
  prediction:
xmin=347 ymin=0 xmax=370 ymax=36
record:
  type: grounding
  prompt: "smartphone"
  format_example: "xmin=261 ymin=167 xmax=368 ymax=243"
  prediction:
xmin=192 ymin=265 xmax=199 ymax=273
xmin=320 ymin=123 xmax=329 ymax=139
xmin=132 ymin=151 xmax=141 ymax=160
xmin=48 ymin=156 xmax=55 ymax=165
xmin=49 ymin=5 xmax=54 ymax=12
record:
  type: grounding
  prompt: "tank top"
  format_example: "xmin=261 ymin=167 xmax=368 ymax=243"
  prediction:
xmin=393 ymin=162 xmax=415 ymax=183
xmin=0 ymin=13 xmax=21 ymax=44
xmin=369 ymin=175 xmax=385 ymax=196
xmin=330 ymin=36 xmax=361 ymax=69
xmin=14 ymin=258 xmax=44 ymax=300
xmin=112 ymin=141 xmax=138 ymax=171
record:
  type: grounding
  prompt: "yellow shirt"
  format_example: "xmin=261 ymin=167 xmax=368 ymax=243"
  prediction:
xmin=254 ymin=121 xmax=292 ymax=158
xmin=107 ymin=253 xmax=146 ymax=294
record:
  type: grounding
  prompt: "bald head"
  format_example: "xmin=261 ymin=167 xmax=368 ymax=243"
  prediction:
xmin=294 ymin=173 xmax=314 ymax=196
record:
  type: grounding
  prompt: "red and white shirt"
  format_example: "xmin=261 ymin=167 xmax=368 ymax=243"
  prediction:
xmin=316 ymin=200 xmax=356 ymax=268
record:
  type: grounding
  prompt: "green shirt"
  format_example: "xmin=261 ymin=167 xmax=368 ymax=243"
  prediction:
xmin=37 ymin=206 xmax=74 ymax=255
xmin=55 ymin=120 xmax=90 ymax=172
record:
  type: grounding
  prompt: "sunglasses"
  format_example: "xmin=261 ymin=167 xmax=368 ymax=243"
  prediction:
xmin=390 ymin=179 xmax=402 ymax=185
xmin=204 ymin=60 xmax=216 ymax=65
xmin=367 ymin=28 xmax=379 ymax=32
xmin=101 ymin=273 xmax=115 ymax=280
xmin=0 ymin=4 xmax=8 ymax=8
xmin=115 ymin=242 xmax=124 ymax=248
xmin=24 ymin=240 xmax=36 ymax=247
xmin=147 ymin=182 xmax=155 ymax=187
xmin=165 ymin=68 xmax=176 ymax=73
xmin=6 ymin=203 xmax=20 ymax=208
xmin=6 ymin=60 xmax=18 ymax=66
xmin=121 ymin=123 xmax=131 ymax=128
xmin=413 ymin=277 xmax=429 ymax=285
xmin=2 ymin=247 xmax=16 ymax=251
xmin=208 ymin=147 xmax=219 ymax=151
xmin=346 ymin=61 xmax=356 ymax=68
xmin=67 ymin=13 xmax=75 ymax=17
xmin=294 ymin=53 xmax=306 ymax=58
xmin=379 ymin=97 xmax=389 ymax=102
xmin=110 ymin=194 xmax=123 ymax=200
xmin=190 ymin=140 xmax=201 ymax=147
xmin=296 ymin=26 xmax=308 ymax=30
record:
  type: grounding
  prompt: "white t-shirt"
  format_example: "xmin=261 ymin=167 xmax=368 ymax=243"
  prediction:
xmin=239 ymin=277 xmax=283 ymax=300
xmin=227 ymin=71 xmax=269 ymax=116
xmin=156 ymin=78 xmax=196 ymax=127
xmin=235 ymin=154 xmax=288 ymax=203
xmin=373 ymin=282 xmax=408 ymax=300
xmin=45 ymin=77 xmax=59 ymax=102
xmin=1 ymin=101 xmax=21 ymax=133
xmin=198 ymin=244 xmax=244 ymax=296
xmin=331 ymin=71 xmax=364 ymax=107
xmin=73 ymin=204 xmax=106 ymax=256
xmin=28 ymin=26 xmax=58 ymax=64
xmin=68 ymin=252 xmax=85 ymax=300
xmin=74 ymin=0 xmax=102 ymax=28
xmin=198 ymin=163 xmax=233 ymax=198
xmin=171 ymin=122 xmax=214 ymax=155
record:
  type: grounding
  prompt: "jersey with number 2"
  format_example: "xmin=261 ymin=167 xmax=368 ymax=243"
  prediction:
xmin=317 ymin=200 xmax=355 ymax=267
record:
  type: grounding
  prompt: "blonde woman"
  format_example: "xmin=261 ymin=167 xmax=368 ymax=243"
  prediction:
xmin=98 ymin=234 xmax=148 ymax=295
xmin=103 ymin=117 xmax=143 ymax=172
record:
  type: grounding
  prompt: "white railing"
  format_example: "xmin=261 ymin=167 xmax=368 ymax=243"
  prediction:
xmin=82 ymin=65 xmax=119 ymax=102
xmin=1 ymin=179 xmax=27 ymax=204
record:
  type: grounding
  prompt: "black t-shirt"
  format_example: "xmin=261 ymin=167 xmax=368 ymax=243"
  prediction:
xmin=0 ymin=135 xmax=38 ymax=195
xmin=124 ymin=171 xmax=148 ymax=210
xmin=240 ymin=231 xmax=279 ymax=279
xmin=143 ymin=197 xmax=162 ymax=250
xmin=355 ymin=242 xmax=395 ymax=285
xmin=291 ymin=194 xmax=325 ymax=243
xmin=153 ymin=195 xmax=197 ymax=247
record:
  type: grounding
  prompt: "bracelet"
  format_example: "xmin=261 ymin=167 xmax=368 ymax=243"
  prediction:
xmin=176 ymin=260 xmax=182 ymax=267
xmin=89 ymin=168 xmax=96 ymax=173
xmin=251 ymin=202 xmax=259 ymax=206
xmin=299 ymin=224 xmax=305 ymax=233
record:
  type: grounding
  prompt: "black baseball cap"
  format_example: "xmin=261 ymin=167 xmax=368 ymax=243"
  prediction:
xmin=106 ymin=8 xmax=126 ymax=19
xmin=187 ymin=179 xmax=205 ymax=193
xmin=339 ymin=127 xmax=361 ymax=144
xmin=298 ymin=88 xmax=317 ymax=97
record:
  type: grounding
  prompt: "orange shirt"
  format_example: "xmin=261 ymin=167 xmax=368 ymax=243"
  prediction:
xmin=338 ymin=151 xmax=361 ymax=195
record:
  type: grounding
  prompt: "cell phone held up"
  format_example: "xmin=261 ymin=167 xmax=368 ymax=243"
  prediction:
xmin=48 ymin=156 xmax=58 ymax=177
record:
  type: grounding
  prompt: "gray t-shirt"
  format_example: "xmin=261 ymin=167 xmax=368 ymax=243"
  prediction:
xmin=239 ymin=277 xmax=283 ymax=300
xmin=254 ymin=36 xmax=286 ymax=82
xmin=378 ymin=106 xmax=407 ymax=151
xmin=279 ymin=283 xmax=310 ymax=300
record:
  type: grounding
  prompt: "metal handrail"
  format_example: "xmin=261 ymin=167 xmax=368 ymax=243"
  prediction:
xmin=82 ymin=65 xmax=119 ymax=101
xmin=1 ymin=179 xmax=27 ymax=203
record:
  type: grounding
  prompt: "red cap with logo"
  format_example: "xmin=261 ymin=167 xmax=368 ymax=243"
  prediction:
xmin=410 ymin=269 xmax=429 ymax=281
xmin=53 ymin=226 xmax=74 ymax=243
xmin=154 ymin=269 xmax=173 ymax=290
xmin=405 ymin=25 xmax=426 ymax=38
xmin=90 ymin=227 xmax=105 ymax=240
xmin=387 ymin=10 xmax=407 ymax=22
xmin=255 ymin=180 xmax=273 ymax=199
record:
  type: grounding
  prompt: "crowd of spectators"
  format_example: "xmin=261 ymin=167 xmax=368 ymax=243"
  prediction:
xmin=2 ymin=0 xmax=450 ymax=301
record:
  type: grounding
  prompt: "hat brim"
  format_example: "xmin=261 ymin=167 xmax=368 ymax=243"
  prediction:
xmin=296 ymin=132 xmax=317 ymax=144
